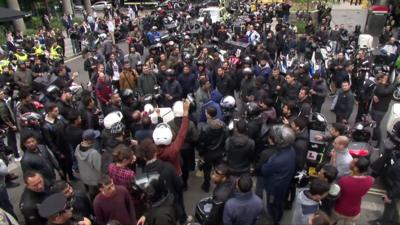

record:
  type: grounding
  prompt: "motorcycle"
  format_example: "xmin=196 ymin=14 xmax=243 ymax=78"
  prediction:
xmin=296 ymin=112 xmax=329 ymax=186
xmin=347 ymin=115 xmax=375 ymax=158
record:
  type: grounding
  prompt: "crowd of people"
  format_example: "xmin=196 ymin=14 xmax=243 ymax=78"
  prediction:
xmin=0 ymin=0 xmax=399 ymax=225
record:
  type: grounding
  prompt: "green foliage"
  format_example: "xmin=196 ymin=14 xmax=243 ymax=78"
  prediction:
xmin=293 ymin=20 xmax=306 ymax=34
xmin=72 ymin=17 xmax=84 ymax=25
xmin=0 ymin=26 xmax=6 ymax=46
xmin=25 ymin=28 xmax=38 ymax=37
xmin=30 ymin=16 xmax=43 ymax=29
xmin=50 ymin=17 xmax=63 ymax=30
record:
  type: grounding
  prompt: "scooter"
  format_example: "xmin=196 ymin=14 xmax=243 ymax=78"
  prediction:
xmin=347 ymin=115 xmax=375 ymax=158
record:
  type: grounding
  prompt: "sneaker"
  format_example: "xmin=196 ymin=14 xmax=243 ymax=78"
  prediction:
xmin=14 ymin=156 xmax=22 ymax=162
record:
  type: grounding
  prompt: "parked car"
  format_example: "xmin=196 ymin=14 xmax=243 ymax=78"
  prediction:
xmin=73 ymin=4 xmax=84 ymax=12
xmin=91 ymin=1 xmax=112 ymax=11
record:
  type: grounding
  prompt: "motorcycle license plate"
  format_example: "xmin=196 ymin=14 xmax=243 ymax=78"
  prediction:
xmin=308 ymin=167 xmax=318 ymax=176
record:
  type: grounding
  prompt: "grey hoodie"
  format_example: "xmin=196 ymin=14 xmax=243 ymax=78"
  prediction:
xmin=292 ymin=189 xmax=320 ymax=225
xmin=75 ymin=143 xmax=102 ymax=186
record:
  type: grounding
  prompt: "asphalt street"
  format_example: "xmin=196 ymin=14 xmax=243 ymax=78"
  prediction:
xmin=4 ymin=4 xmax=393 ymax=225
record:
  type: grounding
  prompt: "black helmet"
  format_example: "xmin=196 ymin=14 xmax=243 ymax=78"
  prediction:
xmin=132 ymin=172 xmax=168 ymax=204
xmin=242 ymin=67 xmax=254 ymax=77
xmin=46 ymin=85 xmax=61 ymax=98
xmin=165 ymin=68 xmax=176 ymax=77
xmin=243 ymin=56 xmax=253 ymax=65
xmin=121 ymin=89 xmax=134 ymax=98
xmin=197 ymin=60 xmax=205 ymax=67
xmin=183 ymin=53 xmax=192 ymax=63
xmin=246 ymin=102 xmax=261 ymax=117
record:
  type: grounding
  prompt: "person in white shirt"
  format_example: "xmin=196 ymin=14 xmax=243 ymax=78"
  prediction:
xmin=246 ymin=25 xmax=260 ymax=43
xmin=382 ymin=37 xmax=398 ymax=58
xmin=107 ymin=19 xmax=116 ymax=44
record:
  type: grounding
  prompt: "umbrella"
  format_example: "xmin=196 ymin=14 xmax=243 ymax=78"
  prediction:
xmin=0 ymin=7 xmax=30 ymax=22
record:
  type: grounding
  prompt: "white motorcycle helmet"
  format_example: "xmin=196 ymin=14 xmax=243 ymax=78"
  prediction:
xmin=153 ymin=123 xmax=173 ymax=146
xmin=172 ymin=101 xmax=184 ymax=117
xmin=103 ymin=111 xmax=123 ymax=129
xmin=144 ymin=104 xmax=154 ymax=115
xmin=220 ymin=96 xmax=236 ymax=109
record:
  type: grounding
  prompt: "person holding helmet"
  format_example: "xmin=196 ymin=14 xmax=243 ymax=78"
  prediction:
xmin=240 ymin=67 xmax=256 ymax=115
xmin=161 ymin=69 xmax=183 ymax=107
xmin=261 ymin=125 xmax=296 ymax=225
xmin=168 ymin=101 xmax=198 ymax=190
xmin=134 ymin=172 xmax=177 ymax=225
xmin=136 ymin=140 xmax=183 ymax=225
xmin=121 ymin=89 xmax=139 ymax=127
xmin=20 ymin=112 xmax=45 ymax=145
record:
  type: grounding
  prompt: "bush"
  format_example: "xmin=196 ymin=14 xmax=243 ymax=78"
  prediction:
xmin=50 ymin=17 xmax=63 ymax=30
xmin=72 ymin=17 xmax=83 ymax=25
xmin=293 ymin=20 xmax=306 ymax=34
xmin=30 ymin=16 xmax=42 ymax=29
xmin=25 ymin=28 xmax=38 ymax=37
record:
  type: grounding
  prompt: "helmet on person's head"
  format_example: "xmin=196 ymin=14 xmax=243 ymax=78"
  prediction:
xmin=269 ymin=125 xmax=296 ymax=148
xmin=242 ymin=67 xmax=254 ymax=77
xmin=220 ymin=96 xmax=236 ymax=109
xmin=121 ymin=89 xmax=134 ymax=102
xmin=165 ymin=68 xmax=176 ymax=77
xmin=104 ymin=111 xmax=123 ymax=129
xmin=184 ymin=35 xmax=190 ymax=41
xmin=110 ymin=121 xmax=125 ymax=135
xmin=197 ymin=60 xmax=205 ymax=67
xmin=243 ymin=56 xmax=253 ymax=66
xmin=153 ymin=123 xmax=173 ymax=145
xmin=183 ymin=53 xmax=192 ymax=63
xmin=246 ymin=102 xmax=261 ymax=117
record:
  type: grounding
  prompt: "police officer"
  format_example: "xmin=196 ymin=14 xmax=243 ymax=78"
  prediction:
xmin=38 ymin=193 xmax=92 ymax=225
xmin=50 ymin=42 xmax=63 ymax=61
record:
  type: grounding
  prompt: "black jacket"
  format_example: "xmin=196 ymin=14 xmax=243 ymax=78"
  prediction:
xmin=21 ymin=145 xmax=60 ymax=181
xmin=143 ymin=159 xmax=183 ymax=194
xmin=168 ymin=117 xmax=198 ymax=152
xmin=70 ymin=190 xmax=94 ymax=219
xmin=19 ymin=186 xmax=50 ymax=225
xmin=204 ymin=178 xmax=236 ymax=225
xmin=198 ymin=119 xmax=227 ymax=161
xmin=145 ymin=194 xmax=176 ymax=225
xmin=333 ymin=90 xmax=354 ymax=119
xmin=293 ymin=129 xmax=310 ymax=171
xmin=225 ymin=133 xmax=255 ymax=175
xmin=372 ymin=83 xmax=396 ymax=112
xmin=280 ymin=81 xmax=302 ymax=104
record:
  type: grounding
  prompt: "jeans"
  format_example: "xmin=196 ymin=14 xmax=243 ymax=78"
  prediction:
xmin=333 ymin=210 xmax=360 ymax=225
xmin=71 ymin=39 xmax=80 ymax=54
xmin=0 ymin=186 xmax=16 ymax=218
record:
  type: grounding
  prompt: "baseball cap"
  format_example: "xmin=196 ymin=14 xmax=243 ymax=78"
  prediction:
xmin=38 ymin=193 xmax=69 ymax=218
xmin=82 ymin=129 xmax=100 ymax=140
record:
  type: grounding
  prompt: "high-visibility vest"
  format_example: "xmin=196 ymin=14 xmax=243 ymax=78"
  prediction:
xmin=14 ymin=52 xmax=28 ymax=62
xmin=0 ymin=59 xmax=9 ymax=74
xmin=34 ymin=46 xmax=45 ymax=56
xmin=50 ymin=45 xmax=62 ymax=60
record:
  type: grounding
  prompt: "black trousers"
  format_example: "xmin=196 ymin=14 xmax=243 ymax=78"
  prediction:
xmin=6 ymin=130 xmax=19 ymax=158
xmin=267 ymin=193 xmax=286 ymax=225
xmin=202 ymin=154 xmax=222 ymax=186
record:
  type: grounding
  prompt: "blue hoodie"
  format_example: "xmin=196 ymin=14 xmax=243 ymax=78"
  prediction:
xmin=199 ymin=89 xmax=224 ymax=123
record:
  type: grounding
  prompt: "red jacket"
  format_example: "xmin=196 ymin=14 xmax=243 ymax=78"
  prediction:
xmin=157 ymin=116 xmax=189 ymax=176
xmin=95 ymin=80 xmax=112 ymax=104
